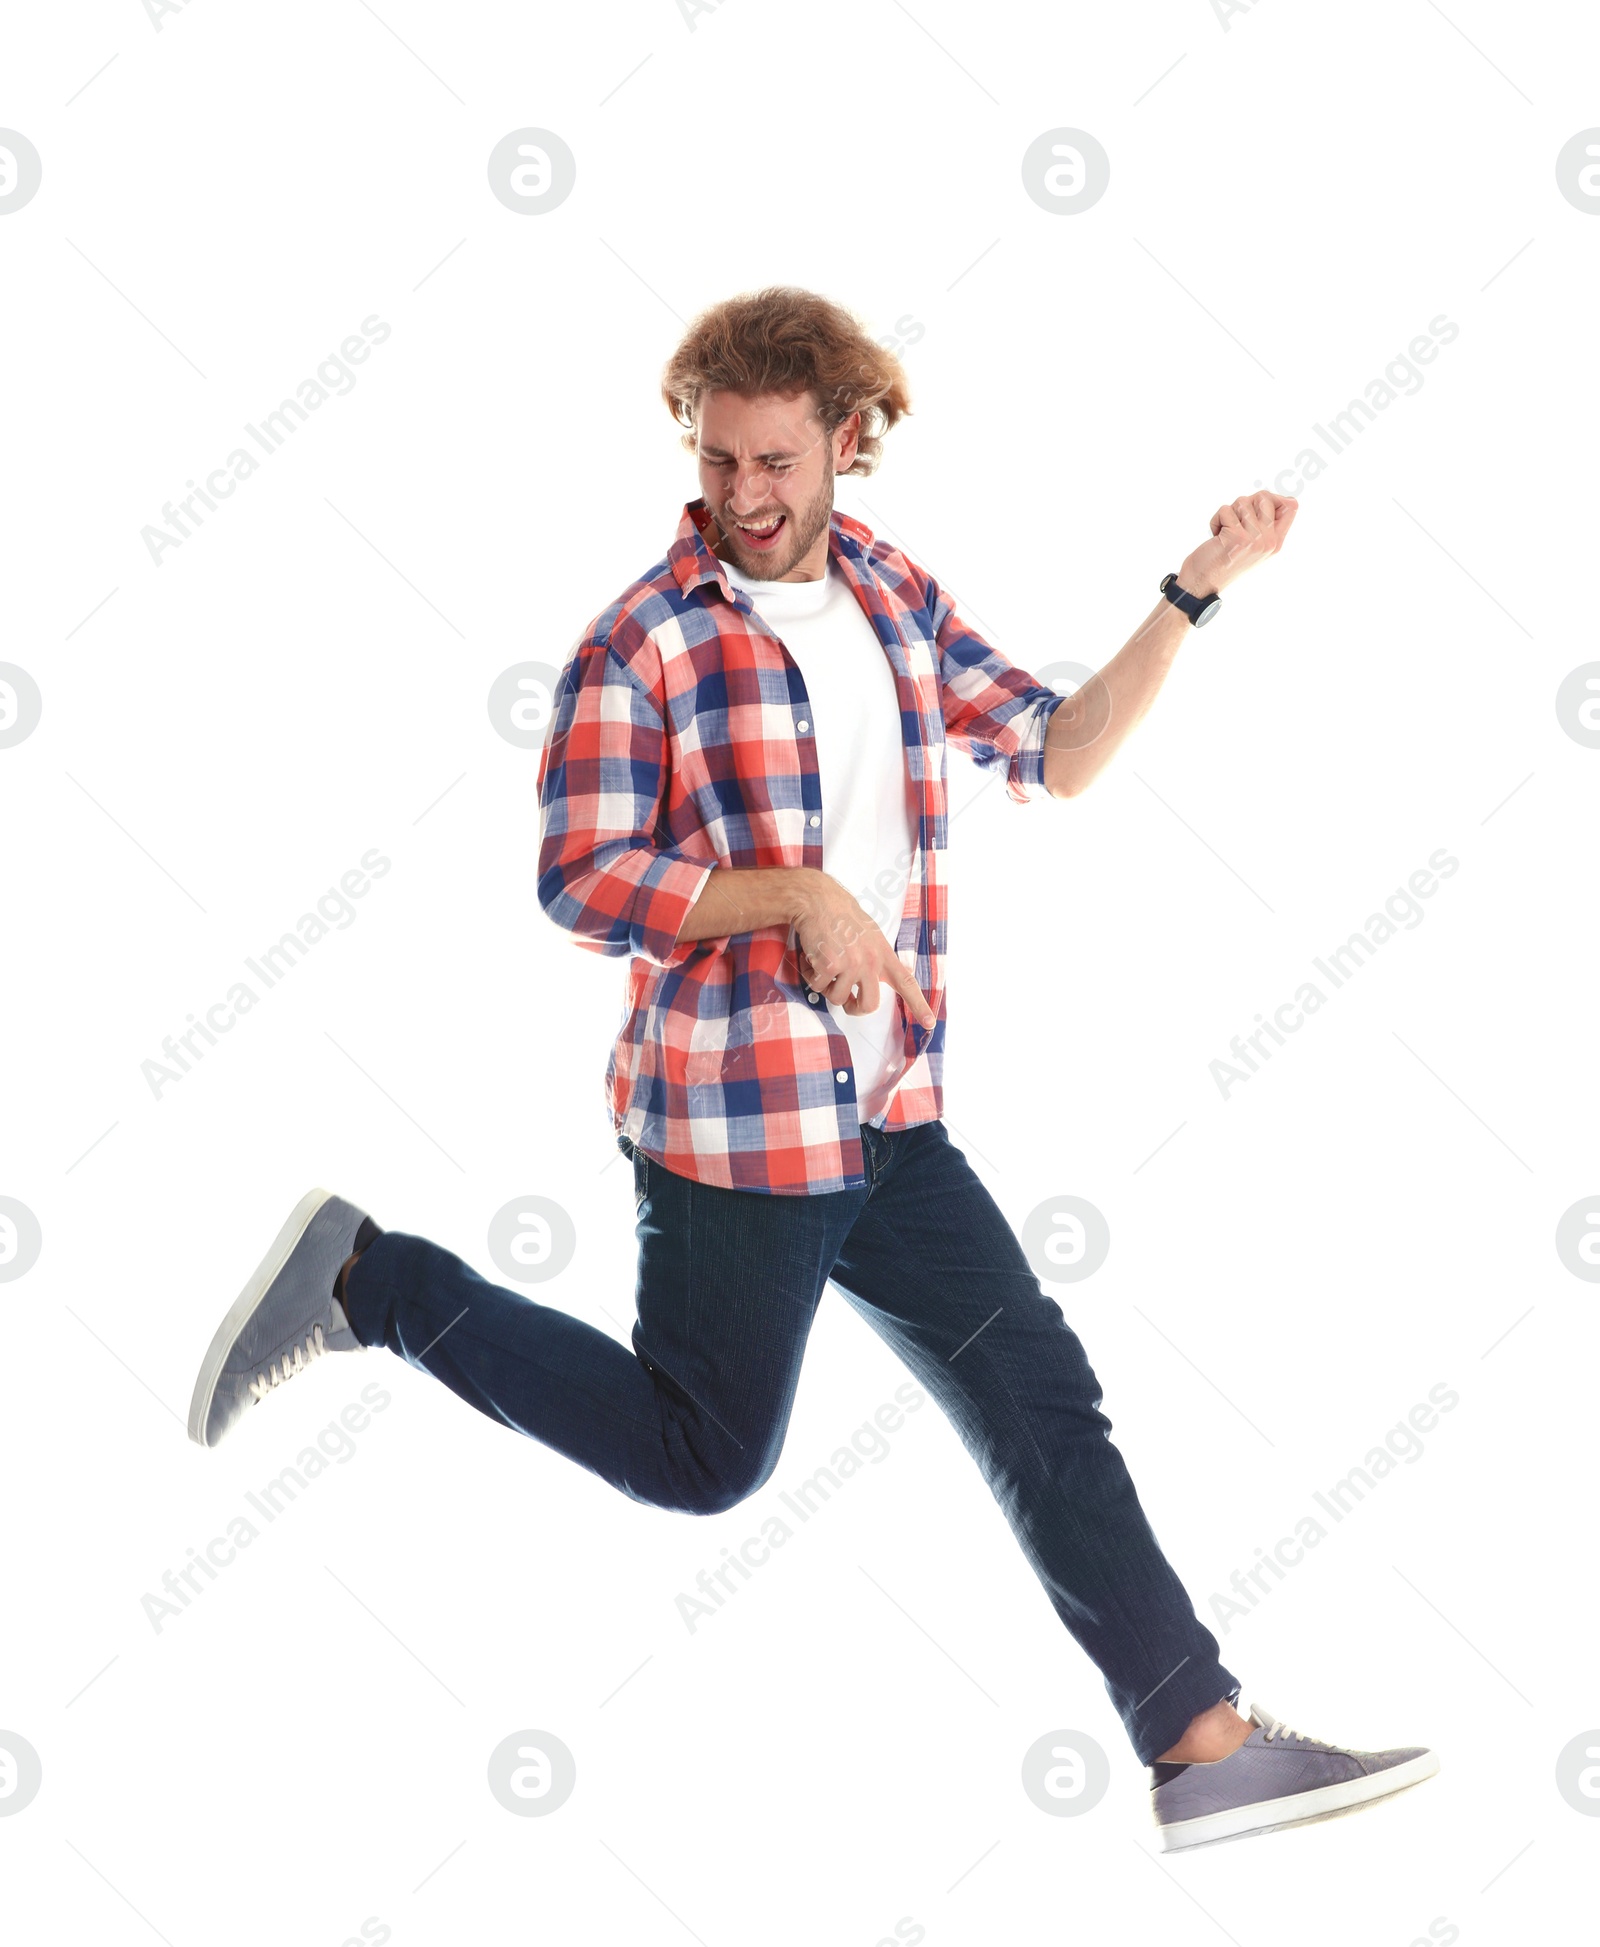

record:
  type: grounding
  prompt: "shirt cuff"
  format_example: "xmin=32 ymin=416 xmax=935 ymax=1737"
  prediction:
xmin=1006 ymin=690 xmax=1071 ymax=803
xmin=628 ymin=851 xmax=725 ymax=966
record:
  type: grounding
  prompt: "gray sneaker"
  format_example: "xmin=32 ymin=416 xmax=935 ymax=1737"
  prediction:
xmin=188 ymin=1189 xmax=375 ymax=1449
xmin=1149 ymin=1702 xmax=1439 ymax=1852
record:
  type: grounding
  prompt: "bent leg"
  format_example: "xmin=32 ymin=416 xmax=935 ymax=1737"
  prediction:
xmin=342 ymin=1137 xmax=862 ymax=1515
xmin=829 ymin=1121 xmax=1239 ymax=1765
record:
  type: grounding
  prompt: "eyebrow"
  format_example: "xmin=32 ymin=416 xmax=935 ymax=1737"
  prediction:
xmin=699 ymin=445 xmax=801 ymax=462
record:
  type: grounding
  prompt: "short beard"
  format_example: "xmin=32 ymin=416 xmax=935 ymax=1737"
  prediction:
xmin=715 ymin=463 xmax=835 ymax=580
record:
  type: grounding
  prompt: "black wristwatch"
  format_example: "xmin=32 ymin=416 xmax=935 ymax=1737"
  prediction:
xmin=1160 ymin=572 xmax=1222 ymax=628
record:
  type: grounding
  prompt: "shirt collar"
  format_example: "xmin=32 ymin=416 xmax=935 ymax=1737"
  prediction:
xmin=668 ymin=497 xmax=877 ymax=602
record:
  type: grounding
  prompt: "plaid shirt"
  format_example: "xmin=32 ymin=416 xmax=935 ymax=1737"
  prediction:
xmin=536 ymin=499 xmax=1066 ymax=1195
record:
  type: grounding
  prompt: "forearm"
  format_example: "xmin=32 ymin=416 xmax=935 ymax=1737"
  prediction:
xmin=674 ymin=864 xmax=823 ymax=943
xmin=1041 ymin=494 xmax=1300 ymax=800
xmin=1042 ymin=593 xmax=1192 ymax=799
xmin=676 ymin=862 xmax=935 ymax=1024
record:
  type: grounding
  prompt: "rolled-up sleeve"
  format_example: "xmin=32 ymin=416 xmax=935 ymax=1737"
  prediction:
xmin=926 ymin=574 xmax=1068 ymax=804
xmin=536 ymin=635 xmax=723 ymax=965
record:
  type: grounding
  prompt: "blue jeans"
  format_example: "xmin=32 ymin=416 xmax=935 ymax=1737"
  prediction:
xmin=342 ymin=1117 xmax=1239 ymax=1763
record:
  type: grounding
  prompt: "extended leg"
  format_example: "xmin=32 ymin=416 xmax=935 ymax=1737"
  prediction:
xmin=828 ymin=1120 xmax=1240 ymax=1766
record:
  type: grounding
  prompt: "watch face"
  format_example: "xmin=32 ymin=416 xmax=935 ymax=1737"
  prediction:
xmin=1194 ymin=599 xmax=1220 ymax=626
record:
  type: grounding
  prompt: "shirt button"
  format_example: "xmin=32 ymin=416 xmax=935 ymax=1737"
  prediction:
xmin=835 ymin=1070 xmax=848 ymax=1084
xmin=808 ymin=814 xmax=821 ymax=828
xmin=807 ymin=991 xmax=821 ymax=1004
xmin=797 ymin=718 xmax=810 ymax=733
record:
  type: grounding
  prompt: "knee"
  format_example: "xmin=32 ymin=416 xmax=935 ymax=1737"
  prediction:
xmin=674 ymin=1450 xmax=775 ymax=1518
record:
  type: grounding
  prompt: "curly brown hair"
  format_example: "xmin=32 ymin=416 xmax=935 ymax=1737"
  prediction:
xmin=661 ymin=287 xmax=911 ymax=477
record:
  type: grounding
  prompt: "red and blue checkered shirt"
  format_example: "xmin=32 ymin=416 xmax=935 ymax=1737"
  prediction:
xmin=536 ymin=499 xmax=1067 ymax=1195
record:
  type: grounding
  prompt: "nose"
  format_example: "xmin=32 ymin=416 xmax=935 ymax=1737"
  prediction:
xmin=726 ymin=464 xmax=777 ymax=513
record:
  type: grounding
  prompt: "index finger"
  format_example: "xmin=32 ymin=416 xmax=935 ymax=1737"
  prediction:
xmin=884 ymin=954 xmax=937 ymax=1031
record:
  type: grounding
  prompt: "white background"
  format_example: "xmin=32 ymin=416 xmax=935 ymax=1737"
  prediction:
xmin=4 ymin=0 xmax=1597 ymax=1942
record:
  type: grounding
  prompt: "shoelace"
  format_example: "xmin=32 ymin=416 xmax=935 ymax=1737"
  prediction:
xmin=1258 ymin=1709 xmax=1327 ymax=1747
xmin=249 ymin=1322 xmax=328 ymax=1402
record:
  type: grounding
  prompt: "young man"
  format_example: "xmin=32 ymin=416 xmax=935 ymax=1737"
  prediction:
xmin=189 ymin=287 xmax=1437 ymax=1852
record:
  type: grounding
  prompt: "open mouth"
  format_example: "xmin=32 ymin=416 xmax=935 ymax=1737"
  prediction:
xmin=730 ymin=513 xmax=786 ymax=552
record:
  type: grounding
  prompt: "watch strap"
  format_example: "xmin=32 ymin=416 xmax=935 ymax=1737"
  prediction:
xmin=1160 ymin=572 xmax=1220 ymax=626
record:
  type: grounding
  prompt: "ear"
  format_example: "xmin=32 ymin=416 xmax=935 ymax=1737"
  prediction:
xmin=833 ymin=410 xmax=862 ymax=473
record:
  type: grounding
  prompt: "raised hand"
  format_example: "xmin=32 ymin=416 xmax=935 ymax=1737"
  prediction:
xmin=1181 ymin=491 xmax=1299 ymax=597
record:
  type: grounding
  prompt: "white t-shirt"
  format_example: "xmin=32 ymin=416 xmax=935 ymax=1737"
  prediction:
xmin=723 ymin=556 xmax=919 ymax=1126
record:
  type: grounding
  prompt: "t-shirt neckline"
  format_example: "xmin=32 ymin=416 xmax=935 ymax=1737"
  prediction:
xmin=722 ymin=554 xmax=835 ymax=614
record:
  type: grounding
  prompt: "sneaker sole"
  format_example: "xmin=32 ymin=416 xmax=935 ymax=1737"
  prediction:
xmin=1155 ymin=1750 xmax=1440 ymax=1852
xmin=187 ymin=1187 xmax=339 ymax=1449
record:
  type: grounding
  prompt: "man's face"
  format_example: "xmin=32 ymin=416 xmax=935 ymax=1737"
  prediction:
xmin=695 ymin=389 xmax=859 ymax=582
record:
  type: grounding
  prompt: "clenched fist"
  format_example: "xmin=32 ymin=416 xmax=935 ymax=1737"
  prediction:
xmin=1181 ymin=492 xmax=1298 ymax=598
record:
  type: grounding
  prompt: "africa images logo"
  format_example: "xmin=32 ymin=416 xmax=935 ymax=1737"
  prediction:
xmin=1211 ymin=848 xmax=1458 ymax=1098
